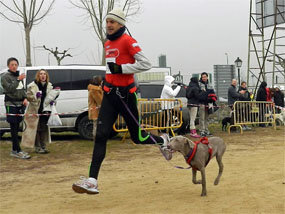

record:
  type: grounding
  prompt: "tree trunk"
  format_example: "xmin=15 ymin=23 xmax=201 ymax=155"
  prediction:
xmin=101 ymin=48 xmax=106 ymax=65
xmin=101 ymin=40 xmax=106 ymax=65
xmin=25 ymin=27 xmax=32 ymax=66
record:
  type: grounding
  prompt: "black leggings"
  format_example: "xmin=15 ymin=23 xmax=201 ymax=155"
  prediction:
xmin=89 ymin=90 xmax=163 ymax=179
xmin=10 ymin=122 xmax=21 ymax=152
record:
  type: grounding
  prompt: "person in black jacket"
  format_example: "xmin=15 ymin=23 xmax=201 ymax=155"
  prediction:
xmin=238 ymin=81 xmax=252 ymax=130
xmin=256 ymin=81 xmax=268 ymax=126
xmin=227 ymin=79 xmax=246 ymax=131
xmin=186 ymin=77 xmax=200 ymax=138
xmin=273 ymin=87 xmax=284 ymax=113
xmin=238 ymin=81 xmax=251 ymax=101
xmin=256 ymin=81 xmax=267 ymax=101
xmin=1 ymin=57 xmax=30 ymax=159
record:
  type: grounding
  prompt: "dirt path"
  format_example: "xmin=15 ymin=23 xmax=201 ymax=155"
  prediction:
xmin=0 ymin=128 xmax=284 ymax=214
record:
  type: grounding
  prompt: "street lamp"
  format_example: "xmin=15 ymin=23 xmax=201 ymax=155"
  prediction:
xmin=234 ymin=57 xmax=242 ymax=85
xmin=225 ymin=53 xmax=228 ymax=65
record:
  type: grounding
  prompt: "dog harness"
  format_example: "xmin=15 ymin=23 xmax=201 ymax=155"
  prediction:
xmin=185 ymin=137 xmax=213 ymax=170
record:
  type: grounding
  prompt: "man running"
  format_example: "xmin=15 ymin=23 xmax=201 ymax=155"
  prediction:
xmin=72 ymin=8 xmax=170 ymax=194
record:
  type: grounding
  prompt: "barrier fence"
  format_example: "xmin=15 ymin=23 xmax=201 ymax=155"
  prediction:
xmin=113 ymin=98 xmax=183 ymax=137
xmin=229 ymin=101 xmax=276 ymax=134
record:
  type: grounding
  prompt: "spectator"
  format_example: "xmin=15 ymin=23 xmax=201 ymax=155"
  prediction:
xmin=88 ymin=76 xmax=103 ymax=140
xmin=228 ymin=79 xmax=246 ymax=107
xmin=273 ymin=87 xmax=284 ymax=113
xmin=186 ymin=77 xmax=200 ymax=138
xmin=228 ymin=79 xmax=246 ymax=130
xmin=198 ymin=72 xmax=214 ymax=137
xmin=238 ymin=81 xmax=251 ymax=130
xmin=238 ymin=81 xmax=251 ymax=101
xmin=1 ymin=57 xmax=30 ymax=159
xmin=256 ymin=81 xmax=267 ymax=101
xmin=21 ymin=69 xmax=59 ymax=154
xmin=256 ymin=81 xmax=268 ymax=127
xmin=160 ymin=75 xmax=181 ymax=135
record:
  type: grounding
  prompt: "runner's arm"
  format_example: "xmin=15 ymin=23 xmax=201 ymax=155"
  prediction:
xmin=121 ymin=51 xmax=152 ymax=74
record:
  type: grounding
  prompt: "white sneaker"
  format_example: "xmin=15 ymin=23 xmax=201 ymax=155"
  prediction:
xmin=160 ymin=133 xmax=170 ymax=147
xmin=159 ymin=134 xmax=172 ymax=160
xmin=10 ymin=151 xmax=31 ymax=159
xmin=72 ymin=176 xmax=99 ymax=194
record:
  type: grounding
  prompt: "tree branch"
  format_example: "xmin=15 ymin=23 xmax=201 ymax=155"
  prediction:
xmin=0 ymin=1 xmax=23 ymax=18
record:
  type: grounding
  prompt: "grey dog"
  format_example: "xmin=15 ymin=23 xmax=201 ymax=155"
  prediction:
xmin=167 ymin=136 xmax=226 ymax=196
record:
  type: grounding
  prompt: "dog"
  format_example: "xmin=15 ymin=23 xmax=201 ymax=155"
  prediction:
xmin=167 ymin=136 xmax=226 ymax=196
xmin=222 ymin=117 xmax=231 ymax=131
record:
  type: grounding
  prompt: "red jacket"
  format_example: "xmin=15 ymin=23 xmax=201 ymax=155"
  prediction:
xmin=104 ymin=34 xmax=141 ymax=88
xmin=266 ymin=87 xmax=272 ymax=102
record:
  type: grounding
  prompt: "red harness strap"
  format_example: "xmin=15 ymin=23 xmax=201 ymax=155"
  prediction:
xmin=186 ymin=137 xmax=213 ymax=170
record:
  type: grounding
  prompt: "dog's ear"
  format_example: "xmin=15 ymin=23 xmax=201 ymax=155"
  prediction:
xmin=184 ymin=137 xmax=195 ymax=149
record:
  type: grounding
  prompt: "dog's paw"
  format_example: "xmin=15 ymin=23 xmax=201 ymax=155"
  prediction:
xmin=201 ymin=192 xmax=207 ymax=197
xmin=193 ymin=180 xmax=202 ymax=184
xmin=214 ymin=179 xmax=220 ymax=185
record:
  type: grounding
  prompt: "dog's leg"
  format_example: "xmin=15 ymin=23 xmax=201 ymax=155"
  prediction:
xmin=192 ymin=169 xmax=201 ymax=184
xmin=214 ymin=155 xmax=224 ymax=185
xmin=200 ymin=167 xmax=207 ymax=196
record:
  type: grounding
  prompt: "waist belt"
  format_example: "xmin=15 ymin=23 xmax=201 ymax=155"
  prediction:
xmin=103 ymin=81 xmax=137 ymax=94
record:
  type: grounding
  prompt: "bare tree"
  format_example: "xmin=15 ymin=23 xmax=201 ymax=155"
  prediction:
xmin=43 ymin=45 xmax=72 ymax=65
xmin=0 ymin=0 xmax=55 ymax=66
xmin=70 ymin=0 xmax=141 ymax=65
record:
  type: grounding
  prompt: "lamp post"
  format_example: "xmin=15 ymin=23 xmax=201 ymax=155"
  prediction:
xmin=225 ymin=53 xmax=228 ymax=65
xmin=234 ymin=57 xmax=242 ymax=86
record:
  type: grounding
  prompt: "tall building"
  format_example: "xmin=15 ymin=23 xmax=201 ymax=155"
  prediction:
xmin=158 ymin=55 xmax=167 ymax=68
xmin=213 ymin=65 xmax=235 ymax=100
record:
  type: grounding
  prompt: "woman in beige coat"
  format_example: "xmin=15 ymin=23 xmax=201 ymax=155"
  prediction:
xmin=88 ymin=76 xmax=103 ymax=139
xmin=21 ymin=69 xmax=58 ymax=154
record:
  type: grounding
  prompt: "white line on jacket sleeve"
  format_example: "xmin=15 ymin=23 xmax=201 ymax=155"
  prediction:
xmin=121 ymin=51 xmax=152 ymax=74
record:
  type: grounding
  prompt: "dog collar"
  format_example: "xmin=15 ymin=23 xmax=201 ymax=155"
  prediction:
xmin=185 ymin=143 xmax=198 ymax=165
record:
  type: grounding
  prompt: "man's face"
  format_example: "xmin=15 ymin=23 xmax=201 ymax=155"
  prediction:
xmin=241 ymin=83 xmax=246 ymax=88
xmin=8 ymin=60 xmax=18 ymax=72
xmin=106 ymin=18 xmax=123 ymax=35
xmin=232 ymin=80 xmax=237 ymax=86
xmin=201 ymin=74 xmax=208 ymax=82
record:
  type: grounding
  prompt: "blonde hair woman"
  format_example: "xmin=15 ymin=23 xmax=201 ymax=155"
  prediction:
xmin=21 ymin=69 xmax=59 ymax=154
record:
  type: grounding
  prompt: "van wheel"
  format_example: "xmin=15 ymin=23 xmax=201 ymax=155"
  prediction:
xmin=275 ymin=118 xmax=283 ymax=126
xmin=78 ymin=115 xmax=93 ymax=140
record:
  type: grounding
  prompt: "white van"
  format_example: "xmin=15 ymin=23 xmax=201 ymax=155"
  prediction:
xmin=0 ymin=65 xmax=106 ymax=139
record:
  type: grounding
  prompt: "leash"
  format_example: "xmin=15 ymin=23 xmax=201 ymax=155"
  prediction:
xmin=117 ymin=91 xmax=159 ymax=145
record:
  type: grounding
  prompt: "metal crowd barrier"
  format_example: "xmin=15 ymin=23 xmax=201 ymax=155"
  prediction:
xmin=229 ymin=101 xmax=276 ymax=134
xmin=113 ymin=98 xmax=183 ymax=138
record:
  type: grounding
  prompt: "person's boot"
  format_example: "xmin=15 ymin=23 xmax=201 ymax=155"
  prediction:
xmin=190 ymin=129 xmax=200 ymax=138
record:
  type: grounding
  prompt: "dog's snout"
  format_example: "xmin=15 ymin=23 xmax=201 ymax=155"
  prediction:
xmin=167 ymin=144 xmax=171 ymax=149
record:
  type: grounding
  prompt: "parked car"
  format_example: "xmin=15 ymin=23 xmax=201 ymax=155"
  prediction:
xmin=0 ymin=65 xmax=105 ymax=139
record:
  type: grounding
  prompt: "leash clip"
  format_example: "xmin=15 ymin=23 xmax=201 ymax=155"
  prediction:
xmin=116 ymin=88 xmax=125 ymax=99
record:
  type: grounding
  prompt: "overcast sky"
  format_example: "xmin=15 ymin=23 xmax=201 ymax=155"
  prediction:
xmin=0 ymin=0 xmax=250 ymax=77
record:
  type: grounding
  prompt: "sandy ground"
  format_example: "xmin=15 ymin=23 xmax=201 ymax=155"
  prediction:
xmin=0 ymin=127 xmax=284 ymax=214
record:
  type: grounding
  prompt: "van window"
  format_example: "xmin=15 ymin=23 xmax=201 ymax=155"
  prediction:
xmin=26 ymin=70 xmax=38 ymax=85
xmin=71 ymin=69 xmax=105 ymax=90
xmin=27 ymin=69 xmax=72 ymax=90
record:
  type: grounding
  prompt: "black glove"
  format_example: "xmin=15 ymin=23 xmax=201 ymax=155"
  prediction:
xmin=174 ymin=81 xmax=183 ymax=86
xmin=107 ymin=62 xmax=122 ymax=74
